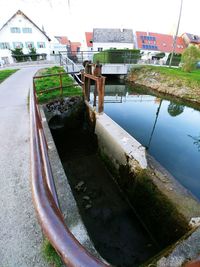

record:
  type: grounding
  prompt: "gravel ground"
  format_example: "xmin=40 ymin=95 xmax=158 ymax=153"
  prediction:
xmin=0 ymin=67 xmax=49 ymax=267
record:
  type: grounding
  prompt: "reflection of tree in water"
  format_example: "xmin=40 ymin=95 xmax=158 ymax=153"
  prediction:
xmin=188 ymin=134 xmax=200 ymax=152
xmin=168 ymin=102 xmax=185 ymax=117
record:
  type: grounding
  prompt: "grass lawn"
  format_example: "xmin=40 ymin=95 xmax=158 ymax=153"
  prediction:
xmin=34 ymin=66 xmax=82 ymax=103
xmin=0 ymin=69 xmax=18 ymax=83
xmin=141 ymin=66 xmax=200 ymax=87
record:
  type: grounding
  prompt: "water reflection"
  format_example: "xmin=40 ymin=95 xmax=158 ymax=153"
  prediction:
xmin=101 ymin=80 xmax=200 ymax=200
xmin=188 ymin=134 xmax=200 ymax=152
xmin=167 ymin=102 xmax=185 ymax=117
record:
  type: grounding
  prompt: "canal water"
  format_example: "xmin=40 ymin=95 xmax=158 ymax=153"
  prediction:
xmin=98 ymin=79 xmax=200 ymax=201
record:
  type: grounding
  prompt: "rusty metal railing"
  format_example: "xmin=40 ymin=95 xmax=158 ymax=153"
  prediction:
xmin=30 ymin=82 xmax=110 ymax=266
xmin=33 ymin=72 xmax=81 ymax=97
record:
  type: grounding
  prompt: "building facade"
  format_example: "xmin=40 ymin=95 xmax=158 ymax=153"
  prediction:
xmin=92 ymin=28 xmax=134 ymax=51
xmin=0 ymin=10 xmax=51 ymax=64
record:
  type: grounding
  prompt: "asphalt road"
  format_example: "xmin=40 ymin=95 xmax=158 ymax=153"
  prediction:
xmin=0 ymin=67 xmax=49 ymax=267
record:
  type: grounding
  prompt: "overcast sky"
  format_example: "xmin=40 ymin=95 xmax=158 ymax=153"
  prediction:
xmin=0 ymin=0 xmax=199 ymax=43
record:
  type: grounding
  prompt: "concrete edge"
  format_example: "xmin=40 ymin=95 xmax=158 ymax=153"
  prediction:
xmin=86 ymin=102 xmax=200 ymax=266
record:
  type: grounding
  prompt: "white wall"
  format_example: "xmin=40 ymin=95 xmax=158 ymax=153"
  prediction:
xmin=93 ymin=42 xmax=134 ymax=51
xmin=0 ymin=13 xmax=51 ymax=64
xmin=50 ymin=37 xmax=67 ymax=54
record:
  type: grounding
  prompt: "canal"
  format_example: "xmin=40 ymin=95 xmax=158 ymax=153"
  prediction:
xmin=95 ymin=78 xmax=200 ymax=201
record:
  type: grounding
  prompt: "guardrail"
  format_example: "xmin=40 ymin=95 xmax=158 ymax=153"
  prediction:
xmin=33 ymin=72 xmax=81 ymax=97
xmin=30 ymin=81 xmax=110 ymax=266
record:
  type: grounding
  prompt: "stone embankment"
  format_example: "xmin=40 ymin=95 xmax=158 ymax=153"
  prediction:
xmin=127 ymin=67 xmax=200 ymax=105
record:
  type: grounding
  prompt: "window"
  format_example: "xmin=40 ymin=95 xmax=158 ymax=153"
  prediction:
xmin=98 ymin=47 xmax=103 ymax=51
xmin=22 ymin=28 xmax=32 ymax=33
xmin=0 ymin=42 xmax=10 ymax=49
xmin=10 ymin=27 xmax=21 ymax=33
xmin=13 ymin=42 xmax=23 ymax=49
xmin=37 ymin=42 xmax=45 ymax=48
xmin=25 ymin=42 xmax=34 ymax=48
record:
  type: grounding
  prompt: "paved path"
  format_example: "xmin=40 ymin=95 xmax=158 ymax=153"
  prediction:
xmin=0 ymin=67 xmax=49 ymax=267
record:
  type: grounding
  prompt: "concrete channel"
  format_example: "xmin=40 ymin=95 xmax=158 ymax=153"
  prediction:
xmin=40 ymin=96 xmax=200 ymax=267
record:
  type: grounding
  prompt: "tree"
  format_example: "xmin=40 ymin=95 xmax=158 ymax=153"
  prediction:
xmin=181 ymin=45 xmax=200 ymax=72
xmin=11 ymin=48 xmax=24 ymax=62
xmin=29 ymin=47 xmax=38 ymax=61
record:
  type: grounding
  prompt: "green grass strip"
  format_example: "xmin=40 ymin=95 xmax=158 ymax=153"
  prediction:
xmin=34 ymin=66 xmax=82 ymax=103
xmin=0 ymin=69 xmax=18 ymax=83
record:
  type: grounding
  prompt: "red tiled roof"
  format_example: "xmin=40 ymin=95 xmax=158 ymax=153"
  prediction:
xmin=70 ymin=42 xmax=81 ymax=55
xmin=136 ymin=31 xmax=186 ymax=53
xmin=55 ymin=36 xmax=69 ymax=45
xmin=85 ymin=32 xmax=93 ymax=47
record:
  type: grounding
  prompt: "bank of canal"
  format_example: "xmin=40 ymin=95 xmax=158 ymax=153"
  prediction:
xmin=98 ymin=78 xmax=200 ymax=201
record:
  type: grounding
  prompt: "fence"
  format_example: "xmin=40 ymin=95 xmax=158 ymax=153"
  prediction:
xmin=33 ymin=72 xmax=80 ymax=97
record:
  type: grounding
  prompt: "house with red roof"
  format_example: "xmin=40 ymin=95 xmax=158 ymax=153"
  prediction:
xmin=136 ymin=31 xmax=186 ymax=54
xmin=181 ymin=33 xmax=200 ymax=48
xmin=85 ymin=32 xmax=93 ymax=51
xmin=52 ymin=36 xmax=81 ymax=56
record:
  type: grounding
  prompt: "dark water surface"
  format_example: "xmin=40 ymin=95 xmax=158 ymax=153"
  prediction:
xmin=100 ymin=80 xmax=200 ymax=200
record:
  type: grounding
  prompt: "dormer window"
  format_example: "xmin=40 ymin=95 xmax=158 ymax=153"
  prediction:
xmin=192 ymin=35 xmax=198 ymax=40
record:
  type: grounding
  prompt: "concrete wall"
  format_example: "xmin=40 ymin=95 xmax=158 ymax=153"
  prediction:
xmin=41 ymin=95 xmax=200 ymax=266
xmin=86 ymin=102 xmax=200 ymax=266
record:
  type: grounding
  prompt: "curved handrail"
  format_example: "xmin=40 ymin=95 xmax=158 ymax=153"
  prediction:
xmin=30 ymin=83 xmax=110 ymax=267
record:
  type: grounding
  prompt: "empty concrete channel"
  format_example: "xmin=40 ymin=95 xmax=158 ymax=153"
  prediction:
xmin=40 ymin=94 xmax=200 ymax=267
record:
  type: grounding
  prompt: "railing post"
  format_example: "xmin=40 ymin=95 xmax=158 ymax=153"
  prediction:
xmin=59 ymin=52 xmax=62 ymax=66
xmin=59 ymin=73 xmax=63 ymax=96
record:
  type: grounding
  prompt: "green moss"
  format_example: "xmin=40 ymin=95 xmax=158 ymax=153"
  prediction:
xmin=117 ymin=167 xmax=189 ymax=248
xmin=42 ymin=239 xmax=63 ymax=267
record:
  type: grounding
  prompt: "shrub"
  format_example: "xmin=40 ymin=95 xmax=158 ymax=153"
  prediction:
xmin=29 ymin=47 xmax=38 ymax=61
xmin=11 ymin=48 xmax=24 ymax=62
xmin=93 ymin=49 xmax=141 ymax=64
xmin=181 ymin=45 xmax=200 ymax=72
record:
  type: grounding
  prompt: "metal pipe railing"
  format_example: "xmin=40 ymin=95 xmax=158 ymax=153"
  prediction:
xmin=30 ymin=83 xmax=110 ymax=267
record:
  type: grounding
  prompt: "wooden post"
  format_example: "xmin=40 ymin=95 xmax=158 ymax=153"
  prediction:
xmin=59 ymin=73 xmax=63 ymax=96
xmin=94 ymin=82 xmax=97 ymax=107
xmin=97 ymin=77 xmax=105 ymax=113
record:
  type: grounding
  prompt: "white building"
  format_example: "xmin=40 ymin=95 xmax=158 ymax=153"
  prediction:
xmin=0 ymin=10 xmax=51 ymax=64
xmin=92 ymin=28 xmax=134 ymax=51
